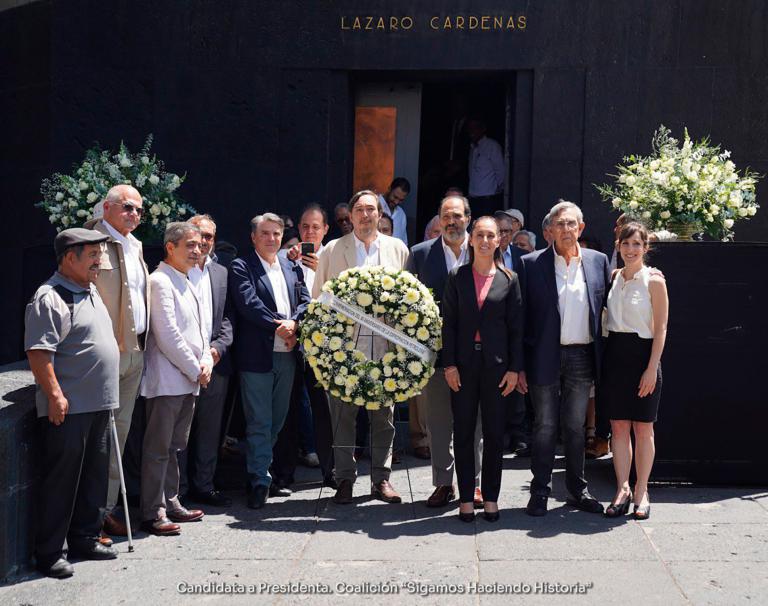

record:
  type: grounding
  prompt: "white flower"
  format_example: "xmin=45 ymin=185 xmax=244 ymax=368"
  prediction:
xmin=381 ymin=275 xmax=396 ymax=290
xmin=642 ymin=211 xmax=651 ymax=219
xmin=407 ymin=361 xmax=423 ymax=375
xmin=333 ymin=351 xmax=346 ymax=363
xmin=611 ymin=198 xmax=621 ymax=208
xmin=141 ymin=156 xmax=150 ymax=165
xmin=167 ymin=175 xmax=181 ymax=192
xmin=747 ymin=206 xmax=757 ymax=216
xmin=356 ymin=293 xmax=373 ymax=307
xmin=404 ymin=289 xmax=420 ymax=304
xmin=61 ymin=216 xmax=70 ymax=226
xmin=625 ymin=176 xmax=636 ymax=186
xmin=628 ymin=200 xmax=639 ymax=210
xmin=738 ymin=207 xmax=749 ymax=217
xmin=660 ymin=210 xmax=671 ymax=220
xmin=55 ymin=192 xmax=64 ymax=201
xmin=383 ymin=378 xmax=397 ymax=392
xmin=178 ymin=207 xmax=187 ymax=216
xmin=369 ymin=367 xmax=381 ymax=380
xmin=79 ymin=181 xmax=89 ymax=191
xmin=86 ymin=192 xmax=98 ymax=203
xmin=68 ymin=200 xmax=78 ymax=208
xmin=328 ymin=336 xmax=343 ymax=351
xmin=403 ymin=312 xmax=419 ymax=327
xmin=710 ymin=204 xmax=720 ymax=216
xmin=119 ymin=156 xmax=132 ymax=168
xmin=76 ymin=209 xmax=88 ymax=218
xmin=150 ymin=204 xmax=161 ymax=216
xmin=724 ymin=219 xmax=735 ymax=229
xmin=311 ymin=331 xmax=325 ymax=347
xmin=149 ymin=174 xmax=160 ymax=185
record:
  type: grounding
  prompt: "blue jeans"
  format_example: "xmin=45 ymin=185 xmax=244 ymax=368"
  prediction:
xmin=240 ymin=352 xmax=296 ymax=488
xmin=529 ymin=345 xmax=594 ymax=498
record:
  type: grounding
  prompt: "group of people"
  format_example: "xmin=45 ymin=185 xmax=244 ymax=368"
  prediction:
xmin=24 ymin=182 xmax=668 ymax=579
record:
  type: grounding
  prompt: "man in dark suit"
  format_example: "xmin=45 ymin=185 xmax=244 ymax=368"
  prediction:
xmin=178 ymin=215 xmax=234 ymax=507
xmin=405 ymin=195 xmax=483 ymax=508
xmin=228 ymin=213 xmax=311 ymax=509
xmin=517 ymin=200 xmax=610 ymax=517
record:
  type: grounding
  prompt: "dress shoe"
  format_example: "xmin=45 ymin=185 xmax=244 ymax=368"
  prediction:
xmin=371 ymin=479 xmax=402 ymax=504
xmin=514 ymin=442 xmax=531 ymax=457
xmin=333 ymin=479 xmax=354 ymax=504
xmin=141 ymin=517 xmax=181 ymax=536
xmin=300 ymin=452 xmax=320 ymax=468
xmin=102 ymin=512 xmax=128 ymax=537
xmin=188 ymin=489 xmax=232 ymax=507
xmin=483 ymin=510 xmax=500 ymax=522
xmin=567 ymin=491 xmax=605 ymax=514
xmin=392 ymin=450 xmax=402 ymax=464
xmin=605 ymin=492 xmax=633 ymax=518
xmin=426 ymin=485 xmax=455 ymax=508
xmin=526 ymin=494 xmax=548 ymax=517
xmin=633 ymin=502 xmax=651 ymax=520
xmin=269 ymin=484 xmax=292 ymax=497
xmin=98 ymin=531 xmax=113 ymax=547
xmin=247 ymin=485 xmax=269 ymax=509
xmin=458 ymin=510 xmax=475 ymax=523
xmin=323 ymin=476 xmax=338 ymax=490
xmin=585 ymin=436 xmax=611 ymax=459
xmin=167 ymin=506 xmax=204 ymax=523
xmin=68 ymin=541 xmax=118 ymax=560
xmin=413 ymin=446 xmax=431 ymax=460
xmin=473 ymin=487 xmax=484 ymax=509
xmin=37 ymin=556 xmax=74 ymax=579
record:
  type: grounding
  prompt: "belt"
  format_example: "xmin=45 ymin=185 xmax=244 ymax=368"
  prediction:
xmin=473 ymin=342 xmax=483 ymax=351
xmin=560 ymin=343 xmax=589 ymax=349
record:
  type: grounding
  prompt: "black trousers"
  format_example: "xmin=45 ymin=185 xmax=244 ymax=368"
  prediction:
xmin=272 ymin=360 xmax=334 ymax=485
xmin=451 ymin=348 xmax=508 ymax=504
xmin=36 ymin=410 xmax=110 ymax=564
xmin=120 ymin=396 xmax=146 ymax=502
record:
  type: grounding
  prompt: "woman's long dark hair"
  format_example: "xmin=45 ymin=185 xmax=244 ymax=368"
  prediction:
xmin=467 ymin=216 xmax=513 ymax=277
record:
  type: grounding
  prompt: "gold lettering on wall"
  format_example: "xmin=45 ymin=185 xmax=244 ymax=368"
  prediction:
xmin=340 ymin=15 xmax=528 ymax=32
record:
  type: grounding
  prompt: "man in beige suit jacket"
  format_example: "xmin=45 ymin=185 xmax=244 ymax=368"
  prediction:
xmin=313 ymin=191 xmax=408 ymax=505
xmin=86 ymin=185 xmax=150 ymax=537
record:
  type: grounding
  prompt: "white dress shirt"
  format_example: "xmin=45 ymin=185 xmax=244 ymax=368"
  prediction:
xmin=555 ymin=246 xmax=592 ymax=345
xmin=442 ymin=234 xmax=469 ymax=271
xmin=188 ymin=255 xmax=214 ymax=342
xmin=378 ymin=194 xmax=408 ymax=246
xmin=469 ymin=136 xmax=505 ymax=197
xmin=257 ymin=252 xmax=293 ymax=352
xmin=104 ymin=220 xmax=147 ymax=335
xmin=353 ymin=233 xmax=381 ymax=267
xmin=352 ymin=233 xmax=386 ymax=360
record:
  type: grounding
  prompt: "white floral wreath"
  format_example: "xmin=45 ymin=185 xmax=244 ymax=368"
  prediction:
xmin=300 ymin=266 xmax=442 ymax=410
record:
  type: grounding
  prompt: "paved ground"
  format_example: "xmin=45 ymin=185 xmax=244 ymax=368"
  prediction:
xmin=2 ymin=451 xmax=767 ymax=605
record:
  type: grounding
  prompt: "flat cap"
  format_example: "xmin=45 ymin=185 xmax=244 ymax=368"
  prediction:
xmin=54 ymin=227 xmax=109 ymax=257
xmin=493 ymin=208 xmax=525 ymax=227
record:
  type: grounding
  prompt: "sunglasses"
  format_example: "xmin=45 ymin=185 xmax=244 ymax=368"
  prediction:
xmin=122 ymin=203 xmax=144 ymax=217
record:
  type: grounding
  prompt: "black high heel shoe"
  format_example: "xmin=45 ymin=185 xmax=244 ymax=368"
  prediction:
xmin=633 ymin=503 xmax=651 ymax=520
xmin=604 ymin=492 xmax=633 ymax=518
xmin=458 ymin=511 xmax=475 ymax=523
xmin=483 ymin=510 xmax=500 ymax=522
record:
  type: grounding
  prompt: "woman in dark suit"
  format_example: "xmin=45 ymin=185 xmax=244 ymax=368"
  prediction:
xmin=442 ymin=216 xmax=523 ymax=522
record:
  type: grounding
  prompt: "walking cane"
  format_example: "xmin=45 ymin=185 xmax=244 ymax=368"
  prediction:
xmin=109 ymin=410 xmax=135 ymax=552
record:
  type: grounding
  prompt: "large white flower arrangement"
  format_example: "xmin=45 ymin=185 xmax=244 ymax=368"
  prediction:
xmin=38 ymin=134 xmax=196 ymax=242
xmin=301 ymin=266 xmax=442 ymax=410
xmin=596 ymin=126 xmax=761 ymax=240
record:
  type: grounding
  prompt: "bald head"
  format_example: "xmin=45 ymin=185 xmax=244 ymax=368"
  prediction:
xmin=102 ymin=185 xmax=144 ymax=236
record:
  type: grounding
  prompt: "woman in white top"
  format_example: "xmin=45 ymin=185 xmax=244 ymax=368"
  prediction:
xmin=601 ymin=222 xmax=668 ymax=520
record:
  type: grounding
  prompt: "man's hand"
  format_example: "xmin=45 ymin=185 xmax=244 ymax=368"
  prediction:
xmin=210 ymin=347 xmax=221 ymax=366
xmin=301 ymin=252 xmax=319 ymax=272
xmin=284 ymin=333 xmax=298 ymax=351
xmin=274 ymin=319 xmax=297 ymax=341
xmin=199 ymin=363 xmax=213 ymax=387
xmin=499 ymin=371 xmax=519 ymax=397
xmin=48 ymin=393 xmax=69 ymax=425
xmin=445 ymin=366 xmax=461 ymax=392
xmin=287 ymin=244 xmax=301 ymax=262
xmin=515 ymin=370 xmax=528 ymax=394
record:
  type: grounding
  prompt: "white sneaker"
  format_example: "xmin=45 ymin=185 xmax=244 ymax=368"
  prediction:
xmin=301 ymin=452 xmax=320 ymax=468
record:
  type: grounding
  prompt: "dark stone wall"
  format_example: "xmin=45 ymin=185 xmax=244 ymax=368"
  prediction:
xmin=2 ymin=0 xmax=768 ymax=362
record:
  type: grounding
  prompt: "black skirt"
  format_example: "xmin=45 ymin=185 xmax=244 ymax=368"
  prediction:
xmin=600 ymin=331 xmax=662 ymax=423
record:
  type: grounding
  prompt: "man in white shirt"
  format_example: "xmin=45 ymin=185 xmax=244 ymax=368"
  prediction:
xmin=467 ymin=118 xmax=505 ymax=217
xmin=313 ymin=191 xmax=409 ymax=505
xmin=87 ymin=185 xmax=150 ymax=540
xmin=378 ymin=177 xmax=410 ymax=246
xmin=228 ymin=214 xmax=311 ymax=509
xmin=517 ymin=201 xmax=611 ymax=517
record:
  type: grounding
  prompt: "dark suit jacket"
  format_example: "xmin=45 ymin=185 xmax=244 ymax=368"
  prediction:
xmin=441 ymin=264 xmax=523 ymax=373
xmin=228 ymin=250 xmax=311 ymax=373
xmin=518 ymin=246 xmax=610 ymax=386
xmin=207 ymin=259 xmax=234 ymax=376
xmin=503 ymin=244 xmax=525 ymax=274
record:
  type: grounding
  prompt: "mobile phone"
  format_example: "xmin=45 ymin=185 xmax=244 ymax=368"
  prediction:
xmin=300 ymin=242 xmax=315 ymax=255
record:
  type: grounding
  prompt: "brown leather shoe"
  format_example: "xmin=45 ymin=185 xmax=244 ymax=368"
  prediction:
xmin=426 ymin=485 xmax=455 ymax=508
xmin=413 ymin=446 xmax=431 ymax=460
xmin=372 ymin=480 xmax=402 ymax=504
xmin=473 ymin=487 xmax=484 ymax=509
xmin=98 ymin=531 xmax=113 ymax=547
xmin=333 ymin=479 xmax=354 ymax=504
xmin=585 ymin=437 xmax=611 ymax=459
xmin=167 ymin=506 xmax=204 ymax=523
xmin=103 ymin=512 xmax=128 ymax=537
xmin=140 ymin=517 xmax=181 ymax=536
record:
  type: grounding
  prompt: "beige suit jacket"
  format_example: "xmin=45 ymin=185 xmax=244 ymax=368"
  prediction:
xmin=90 ymin=219 xmax=151 ymax=352
xmin=312 ymin=232 xmax=409 ymax=298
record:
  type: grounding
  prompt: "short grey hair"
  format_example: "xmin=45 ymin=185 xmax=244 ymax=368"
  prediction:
xmin=514 ymin=229 xmax=537 ymax=248
xmin=541 ymin=214 xmax=552 ymax=232
xmin=250 ymin=212 xmax=284 ymax=233
xmin=164 ymin=221 xmax=200 ymax=250
xmin=438 ymin=194 xmax=471 ymax=218
xmin=189 ymin=213 xmax=216 ymax=227
xmin=548 ymin=199 xmax=584 ymax=224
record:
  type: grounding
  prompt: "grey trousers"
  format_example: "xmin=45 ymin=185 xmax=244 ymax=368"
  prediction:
xmin=107 ymin=350 xmax=144 ymax=509
xmin=330 ymin=396 xmax=394 ymax=484
xmin=178 ymin=370 xmax=230 ymax=495
xmin=416 ymin=371 xmax=483 ymax=488
xmin=140 ymin=394 xmax=195 ymax=521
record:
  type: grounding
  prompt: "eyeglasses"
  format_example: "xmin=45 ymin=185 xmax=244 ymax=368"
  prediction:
xmin=122 ymin=203 xmax=144 ymax=217
xmin=553 ymin=219 xmax=579 ymax=230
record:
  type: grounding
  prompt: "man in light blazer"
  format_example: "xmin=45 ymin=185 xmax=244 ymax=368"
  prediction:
xmin=178 ymin=214 xmax=234 ymax=507
xmin=228 ymin=213 xmax=311 ymax=509
xmin=405 ymin=195 xmax=484 ymax=508
xmin=517 ymin=200 xmax=610 ymax=517
xmin=139 ymin=222 xmax=212 ymax=535
xmin=313 ymin=190 xmax=409 ymax=505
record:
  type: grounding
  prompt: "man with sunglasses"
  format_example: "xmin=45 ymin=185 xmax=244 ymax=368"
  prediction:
xmin=86 ymin=184 xmax=150 ymax=539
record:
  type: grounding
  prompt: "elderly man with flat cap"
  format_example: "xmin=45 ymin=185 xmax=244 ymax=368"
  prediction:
xmin=25 ymin=228 xmax=121 ymax=578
